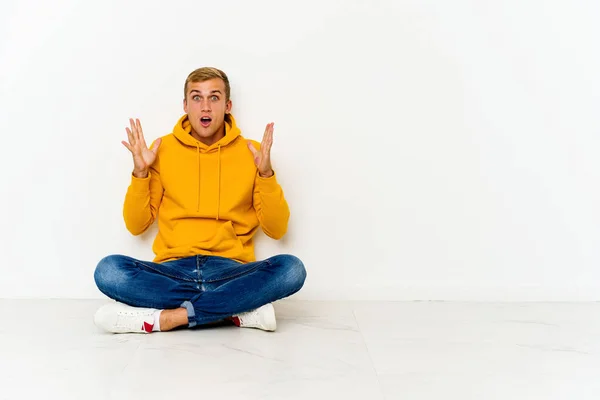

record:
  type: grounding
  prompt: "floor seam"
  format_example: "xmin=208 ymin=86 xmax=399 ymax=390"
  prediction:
xmin=353 ymin=308 xmax=386 ymax=400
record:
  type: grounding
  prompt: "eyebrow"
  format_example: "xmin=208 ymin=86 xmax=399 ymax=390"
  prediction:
xmin=190 ymin=90 xmax=222 ymax=95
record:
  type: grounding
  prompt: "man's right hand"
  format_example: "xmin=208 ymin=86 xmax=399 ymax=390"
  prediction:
xmin=121 ymin=118 xmax=162 ymax=178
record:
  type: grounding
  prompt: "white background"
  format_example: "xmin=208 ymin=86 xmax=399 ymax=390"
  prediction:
xmin=1 ymin=0 xmax=598 ymax=300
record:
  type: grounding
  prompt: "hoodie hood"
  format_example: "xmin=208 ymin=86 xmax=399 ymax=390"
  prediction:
xmin=172 ymin=113 xmax=241 ymax=150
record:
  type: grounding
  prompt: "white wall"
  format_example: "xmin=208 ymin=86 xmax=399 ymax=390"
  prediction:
xmin=1 ymin=0 xmax=598 ymax=301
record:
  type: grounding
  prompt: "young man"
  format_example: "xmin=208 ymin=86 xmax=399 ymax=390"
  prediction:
xmin=93 ymin=67 xmax=306 ymax=333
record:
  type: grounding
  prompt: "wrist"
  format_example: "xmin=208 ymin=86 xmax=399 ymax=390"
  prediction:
xmin=133 ymin=169 xmax=149 ymax=179
xmin=259 ymin=169 xmax=274 ymax=178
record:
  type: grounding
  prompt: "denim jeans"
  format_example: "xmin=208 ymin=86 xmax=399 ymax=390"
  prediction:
xmin=94 ymin=254 xmax=306 ymax=327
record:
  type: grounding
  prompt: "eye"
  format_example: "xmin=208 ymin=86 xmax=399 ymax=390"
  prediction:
xmin=192 ymin=95 xmax=200 ymax=101
xmin=210 ymin=95 xmax=219 ymax=101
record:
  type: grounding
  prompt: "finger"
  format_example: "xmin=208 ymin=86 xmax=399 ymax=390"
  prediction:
xmin=263 ymin=123 xmax=274 ymax=155
xmin=126 ymin=127 xmax=135 ymax=146
xmin=266 ymin=135 xmax=273 ymax=155
xmin=261 ymin=123 xmax=270 ymax=144
xmin=247 ymin=140 xmax=259 ymax=157
xmin=247 ymin=141 xmax=261 ymax=165
xmin=150 ymin=137 xmax=162 ymax=155
xmin=136 ymin=119 xmax=148 ymax=147
xmin=261 ymin=123 xmax=272 ymax=153
xmin=129 ymin=119 xmax=137 ymax=144
xmin=121 ymin=140 xmax=133 ymax=152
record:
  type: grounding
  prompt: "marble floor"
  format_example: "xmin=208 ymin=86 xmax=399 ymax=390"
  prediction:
xmin=0 ymin=300 xmax=599 ymax=399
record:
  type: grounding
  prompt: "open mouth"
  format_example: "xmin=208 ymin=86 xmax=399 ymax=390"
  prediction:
xmin=200 ymin=116 xmax=212 ymax=127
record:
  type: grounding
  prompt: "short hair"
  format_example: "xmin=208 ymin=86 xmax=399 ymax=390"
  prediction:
xmin=184 ymin=67 xmax=230 ymax=101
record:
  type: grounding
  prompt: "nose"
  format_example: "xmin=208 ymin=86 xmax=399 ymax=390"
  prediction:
xmin=201 ymin=99 xmax=211 ymax=112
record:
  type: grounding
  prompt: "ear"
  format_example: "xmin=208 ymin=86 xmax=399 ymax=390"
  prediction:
xmin=225 ymin=99 xmax=232 ymax=114
xmin=183 ymin=98 xmax=188 ymax=113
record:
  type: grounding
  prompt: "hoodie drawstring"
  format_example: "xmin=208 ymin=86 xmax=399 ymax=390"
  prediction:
xmin=196 ymin=144 xmax=200 ymax=212
xmin=216 ymin=144 xmax=221 ymax=220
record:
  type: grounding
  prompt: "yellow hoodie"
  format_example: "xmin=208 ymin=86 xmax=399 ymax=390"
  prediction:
xmin=123 ymin=114 xmax=290 ymax=263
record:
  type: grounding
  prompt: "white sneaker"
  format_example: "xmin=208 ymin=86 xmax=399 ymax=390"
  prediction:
xmin=232 ymin=303 xmax=277 ymax=332
xmin=94 ymin=301 xmax=157 ymax=334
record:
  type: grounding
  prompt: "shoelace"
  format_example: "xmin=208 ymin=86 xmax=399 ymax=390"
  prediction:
xmin=115 ymin=311 xmax=153 ymax=329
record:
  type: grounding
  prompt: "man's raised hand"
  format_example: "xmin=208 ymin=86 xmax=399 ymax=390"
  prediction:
xmin=121 ymin=118 xmax=161 ymax=178
xmin=247 ymin=122 xmax=274 ymax=178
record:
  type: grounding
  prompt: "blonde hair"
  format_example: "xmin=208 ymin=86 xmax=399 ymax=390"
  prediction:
xmin=184 ymin=67 xmax=231 ymax=101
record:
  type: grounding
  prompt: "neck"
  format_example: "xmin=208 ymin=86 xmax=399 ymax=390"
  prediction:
xmin=190 ymin=124 xmax=225 ymax=146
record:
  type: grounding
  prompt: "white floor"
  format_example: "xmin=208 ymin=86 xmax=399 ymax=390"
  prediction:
xmin=1 ymin=300 xmax=600 ymax=400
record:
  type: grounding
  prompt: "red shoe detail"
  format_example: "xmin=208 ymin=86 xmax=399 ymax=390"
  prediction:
xmin=143 ymin=321 xmax=154 ymax=333
xmin=231 ymin=316 xmax=241 ymax=327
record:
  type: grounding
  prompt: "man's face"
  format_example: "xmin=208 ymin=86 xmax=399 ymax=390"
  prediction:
xmin=183 ymin=78 xmax=232 ymax=143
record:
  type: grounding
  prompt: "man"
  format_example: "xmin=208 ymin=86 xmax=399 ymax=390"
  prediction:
xmin=93 ymin=67 xmax=306 ymax=333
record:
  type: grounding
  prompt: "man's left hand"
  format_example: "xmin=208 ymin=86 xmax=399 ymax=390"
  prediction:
xmin=247 ymin=122 xmax=274 ymax=178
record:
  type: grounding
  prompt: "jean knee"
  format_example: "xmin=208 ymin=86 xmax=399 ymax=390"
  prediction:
xmin=94 ymin=255 xmax=128 ymax=295
xmin=275 ymin=254 xmax=307 ymax=294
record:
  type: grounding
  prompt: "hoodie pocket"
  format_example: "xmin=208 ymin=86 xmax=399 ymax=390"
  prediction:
xmin=199 ymin=220 xmax=244 ymax=254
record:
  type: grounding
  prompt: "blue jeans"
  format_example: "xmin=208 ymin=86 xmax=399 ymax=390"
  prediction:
xmin=94 ymin=254 xmax=306 ymax=327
